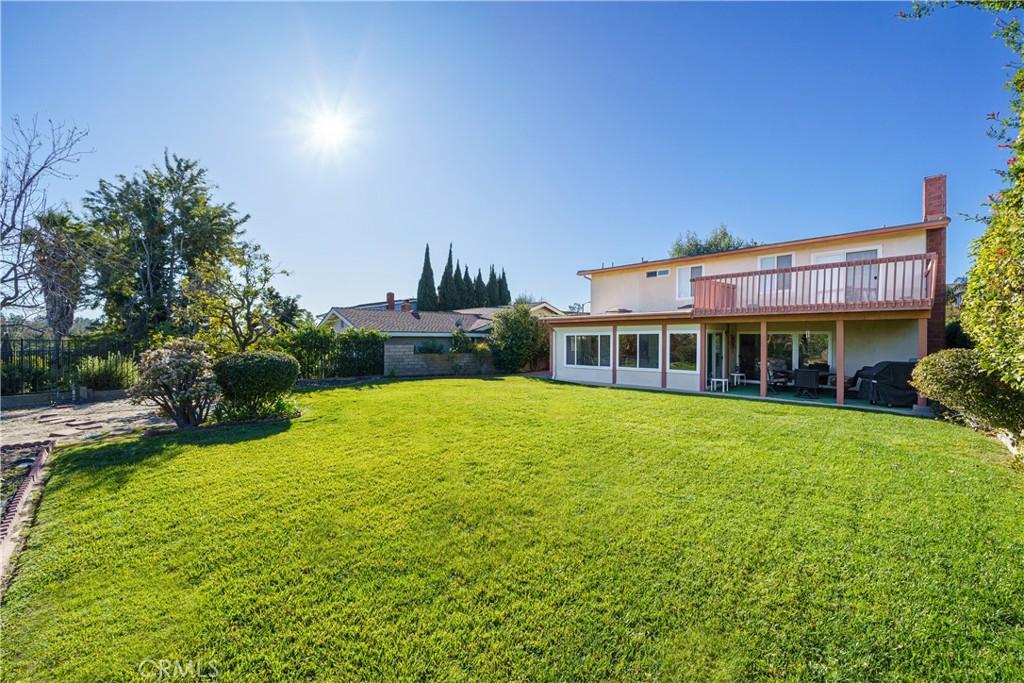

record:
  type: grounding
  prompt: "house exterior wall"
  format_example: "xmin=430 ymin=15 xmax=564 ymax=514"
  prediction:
xmin=844 ymin=320 xmax=919 ymax=371
xmin=590 ymin=230 xmax=929 ymax=314
xmin=383 ymin=338 xmax=494 ymax=377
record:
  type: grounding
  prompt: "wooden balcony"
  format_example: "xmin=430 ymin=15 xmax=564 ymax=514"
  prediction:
xmin=691 ymin=253 xmax=937 ymax=317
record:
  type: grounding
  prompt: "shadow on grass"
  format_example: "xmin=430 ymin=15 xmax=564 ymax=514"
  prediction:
xmin=46 ymin=420 xmax=292 ymax=496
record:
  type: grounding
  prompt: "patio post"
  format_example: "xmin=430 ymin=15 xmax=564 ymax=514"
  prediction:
xmin=759 ymin=320 xmax=768 ymax=397
xmin=917 ymin=318 xmax=928 ymax=407
xmin=611 ymin=323 xmax=618 ymax=385
xmin=836 ymin=319 xmax=845 ymax=405
xmin=698 ymin=322 xmax=707 ymax=391
xmin=661 ymin=321 xmax=667 ymax=389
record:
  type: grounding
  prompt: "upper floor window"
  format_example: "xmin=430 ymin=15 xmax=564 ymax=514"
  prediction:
xmin=759 ymin=254 xmax=793 ymax=290
xmin=676 ymin=265 xmax=703 ymax=299
xmin=645 ymin=269 xmax=669 ymax=278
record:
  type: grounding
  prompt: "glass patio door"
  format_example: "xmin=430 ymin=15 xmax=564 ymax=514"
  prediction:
xmin=707 ymin=331 xmax=725 ymax=381
xmin=845 ymin=249 xmax=879 ymax=303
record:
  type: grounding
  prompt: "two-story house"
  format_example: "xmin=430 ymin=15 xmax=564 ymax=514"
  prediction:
xmin=546 ymin=176 xmax=948 ymax=408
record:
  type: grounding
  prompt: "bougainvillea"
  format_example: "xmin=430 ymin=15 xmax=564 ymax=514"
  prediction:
xmin=128 ymin=338 xmax=220 ymax=429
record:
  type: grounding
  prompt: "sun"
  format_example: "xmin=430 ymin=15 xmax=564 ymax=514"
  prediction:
xmin=308 ymin=109 xmax=354 ymax=152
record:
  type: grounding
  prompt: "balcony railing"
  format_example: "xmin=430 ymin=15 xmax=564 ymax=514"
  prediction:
xmin=691 ymin=252 xmax=937 ymax=317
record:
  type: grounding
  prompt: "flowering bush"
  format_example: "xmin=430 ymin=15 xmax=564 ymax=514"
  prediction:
xmin=128 ymin=338 xmax=220 ymax=429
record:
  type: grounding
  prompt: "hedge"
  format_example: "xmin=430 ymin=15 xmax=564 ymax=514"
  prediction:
xmin=277 ymin=326 xmax=386 ymax=379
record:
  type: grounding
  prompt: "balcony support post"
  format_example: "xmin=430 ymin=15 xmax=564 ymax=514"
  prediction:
xmin=698 ymin=322 xmax=707 ymax=392
xmin=836 ymin=319 xmax=845 ymax=405
xmin=759 ymin=320 xmax=768 ymax=397
xmin=611 ymin=324 xmax=618 ymax=385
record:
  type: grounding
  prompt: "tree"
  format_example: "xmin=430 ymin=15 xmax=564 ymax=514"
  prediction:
xmin=669 ymin=224 xmax=757 ymax=258
xmin=31 ymin=210 xmax=87 ymax=346
xmin=437 ymin=243 xmax=456 ymax=310
xmin=905 ymin=2 xmax=1024 ymax=392
xmin=486 ymin=265 xmax=499 ymax=306
xmin=176 ymin=242 xmax=294 ymax=356
xmin=1 ymin=116 xmax=89 ymax=312
xmin=498 ymin=269 xmax=511 ymax=305
xmin=568 ymin=302 xmax=587 ymax=314
xmin=462 ymin=265 xmax=472 ymax=308
xmin=489 ymin=303 xmax=547 ymax=373
xmin=453 ymin=259 xmax=466 ymax=309
xmin=473 ymin=268 xmax=487 ymax=307
xmin=416 ymin=244 xmax=438 ymax=311
xmin=84 ymin=152 xmax=247 ymax=344
xmin=128 ymin=338 xmax=220 ymax=429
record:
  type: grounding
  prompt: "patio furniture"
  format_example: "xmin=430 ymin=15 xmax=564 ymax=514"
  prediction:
xmin=730 ymin=371 xmax=746 ymax=387
xmin=794 ymin=368 xmax=820 ymax=399
xmin=766 ymin=367 xmax=789 ymax=394
xmin=860 ymin=361 xmax=918 ymax=407
xmin=710 ymin=377 xmax=729 ymax=392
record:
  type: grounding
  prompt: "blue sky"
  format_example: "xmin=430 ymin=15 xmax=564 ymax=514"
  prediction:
xmin=2 ymin=2 xmax=1015 ymax=315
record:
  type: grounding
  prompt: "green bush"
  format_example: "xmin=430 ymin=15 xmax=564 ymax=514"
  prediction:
xmin=489 ymin=304 xmax=547 ymax=373
xmin=212 ymin=394 xmax=299 ymax=423
xmin=74 ymin=353 xmax=139 ymax=391
xmin=213 ymin=351 xmax=298 ymax=407
xmin=1 ymin=356 xmax=50 ymax=395
xmin=277 ymin=325 xmax=386 ymax=378
xmin=911 ymin=348 xmax=1024 ymax=453
xmin=944 ymin=319 xmax=974 ymax=349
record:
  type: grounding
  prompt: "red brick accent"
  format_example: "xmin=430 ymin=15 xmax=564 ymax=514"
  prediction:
xmin=926 ymin=225 xmax=946 ymax=354
xmin=923 ymin=175 xmax=947 ymax=221
xmin=386 ymin=292 xmax=396 ymax=311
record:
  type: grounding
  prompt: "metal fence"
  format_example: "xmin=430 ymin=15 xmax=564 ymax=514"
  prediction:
xmin=0 ymin=337 xmax=136 ymax=396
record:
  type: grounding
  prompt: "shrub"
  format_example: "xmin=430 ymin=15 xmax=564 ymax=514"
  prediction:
xmin=128 ymin=338 xmax=220 ymax=429
xmin=1 ymin=356 xmax=50 ymax=395
xmin=74 ymin=352 xmax=139 ymax=390
xmin=944 ymin=319 xmax=974 ymax=350
xmin=489 ymin=304 xmax=547 ymax=373
xmin=212 ymin=394 xmax=299 ymax=423
xmin=912 ymin=348 xmax=1024 ymax=456
xmin=277 ymin=324 xmax=386 ymax=378
xmin=449 ymin=329 xmax=475 ymax=354
xmin=213 ymin=351 xmax=298 ymax=412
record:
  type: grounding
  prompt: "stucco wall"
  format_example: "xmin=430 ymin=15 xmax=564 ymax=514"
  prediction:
xmin=590 ymin=230 xmax=929 ymax=313
xmin=844 ymin=320 xmax=919 ymax=372
xmin=383 ymin=338 xmax=494 ymax=377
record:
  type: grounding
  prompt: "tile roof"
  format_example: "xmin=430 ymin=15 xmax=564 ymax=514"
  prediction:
xmin=326 ymin=308 xmax=492 ymax=334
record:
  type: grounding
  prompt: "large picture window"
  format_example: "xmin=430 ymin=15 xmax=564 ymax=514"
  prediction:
xmin=618 ymin=332 xmax=659 ymax=369
xmin=565 ymin=334 xmax=611 ymax=367
xmin=799 ymin=333 xmax=830 ymax=368
xmin=669 ymin=332 xmax=698 ymax=371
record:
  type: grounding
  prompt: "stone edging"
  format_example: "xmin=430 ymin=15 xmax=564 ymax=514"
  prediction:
xmin=1 ymin=440 xmax=56 ymax=591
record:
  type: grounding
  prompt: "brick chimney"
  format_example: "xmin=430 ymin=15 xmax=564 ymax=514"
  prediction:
xmin=400 ymin=301 xmax=412 ymax=312
xmin=923 ymin=174 xmax=947 ymax=221
xmin=386 ymin=292 xmax=395 ymax=311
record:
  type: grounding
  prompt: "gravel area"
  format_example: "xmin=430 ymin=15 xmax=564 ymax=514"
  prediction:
xmin=1 ymin=399 xmax=169 ymax=446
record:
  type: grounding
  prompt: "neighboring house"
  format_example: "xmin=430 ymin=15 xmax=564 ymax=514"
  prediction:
xmin=546 ymin=175 xmax=949 ymax=408
xmin=318 ymin=303 xmax=492 ymax=377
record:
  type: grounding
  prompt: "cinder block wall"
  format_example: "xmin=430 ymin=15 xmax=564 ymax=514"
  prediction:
xmin=383 ymin=338 xmax=494 ymax=377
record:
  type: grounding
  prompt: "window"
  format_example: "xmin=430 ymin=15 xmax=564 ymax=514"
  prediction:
xmin=767 ymin=333 xmax=793 ymax=372
xmin=645 ymin=269 xmax=669 ymax=278
xmin=799 ymin=333 xmax=830 ymax=368
xmin=618 ymin=332 xmax=659 ymax=369
xmin=677 ymin=265 xmax=703 ymax=299
xmin=565 ymin=334 xmax=611 ymax=367
xmin=759 ymin=254 xmax=793 ymax=290
xmin=669 ymin=332 xmax=697 ymax=371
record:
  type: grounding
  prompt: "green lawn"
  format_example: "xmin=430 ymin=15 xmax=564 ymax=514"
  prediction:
xmin=3 ymin=378 xmax=1023 ymax=681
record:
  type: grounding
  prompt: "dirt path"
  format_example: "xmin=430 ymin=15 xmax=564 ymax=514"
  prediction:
xmin=1 ymin=400 xmax=170 ymax=446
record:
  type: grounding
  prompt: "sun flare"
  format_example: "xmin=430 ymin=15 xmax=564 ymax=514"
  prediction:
xmin=308 ymin=109 xmax=354 ymax=152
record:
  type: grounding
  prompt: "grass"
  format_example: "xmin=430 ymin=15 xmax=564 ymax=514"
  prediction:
xmin=2 ymin=377 xmax=1022 ymax=681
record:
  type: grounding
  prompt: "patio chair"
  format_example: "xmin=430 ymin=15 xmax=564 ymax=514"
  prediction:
xmin=794 ymin=368 xmax=820 ymax=399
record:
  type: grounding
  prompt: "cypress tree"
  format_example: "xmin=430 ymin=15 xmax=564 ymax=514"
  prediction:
xmin=453 ymin=259 xmax=465 ymax=309
xmin=473 ymin=269 xmax=487 ymax=307
xmin=486 ymin=265 xmax=500 ymax=306
xmin=437 ymin=244 xmax=455 ymax=310
xmin=463 ymin=265 xmax=472 ymax=307
xmin=416 ymin=244 xmax=438 ymax=311
xmin=498 ymin=269 xmax=511 ymax=304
